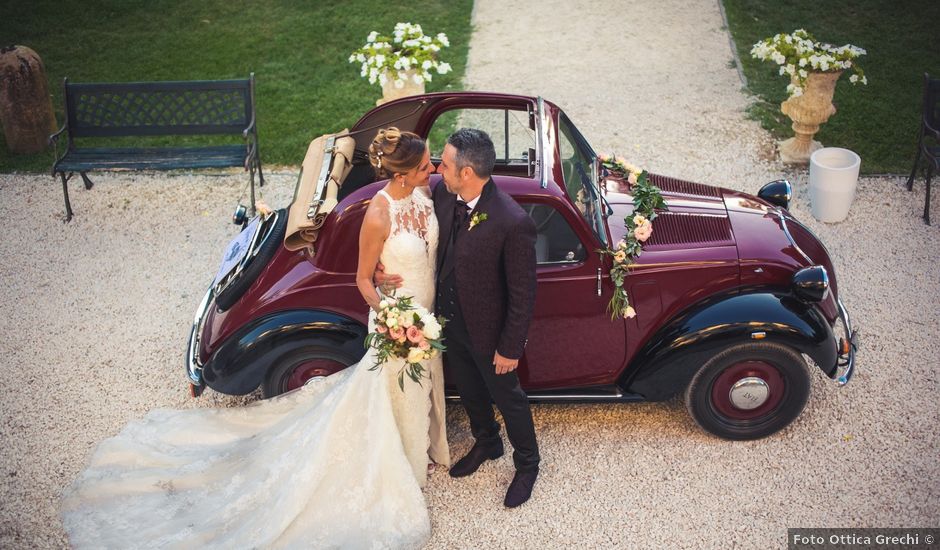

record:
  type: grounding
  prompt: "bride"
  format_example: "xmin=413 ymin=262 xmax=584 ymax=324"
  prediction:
xmin=60 ymin=128 xmax=450 ymax=549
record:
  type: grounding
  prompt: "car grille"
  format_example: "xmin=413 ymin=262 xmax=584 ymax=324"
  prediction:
xmin=648 ymin=173 xmax=723 ymax=199
xmin=645 ymin=212 xmax=734 ymax=248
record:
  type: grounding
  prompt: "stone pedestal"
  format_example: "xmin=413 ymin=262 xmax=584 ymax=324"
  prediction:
xmin=779 ymin=71 xmax=842 ymax=165
xmin=377 ymin=69 xmax=425 ymax=105
xmin=0 ymin=45 xmax=57 ymax=154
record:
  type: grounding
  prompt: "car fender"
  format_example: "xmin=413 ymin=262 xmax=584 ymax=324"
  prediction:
xmin=202 ymin=309 xmax=368 ymax=395
xmin=622 ymin=288 xmax=836 ymax=401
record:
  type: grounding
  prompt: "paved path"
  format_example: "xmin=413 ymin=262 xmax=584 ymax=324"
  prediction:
xmin=0 ymin=0 xmax=938 ymax=548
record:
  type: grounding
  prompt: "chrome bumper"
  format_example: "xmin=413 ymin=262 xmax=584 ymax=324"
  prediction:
xmin=186 ymin=286 xmax=215 ymax=387
xmin=834 ymin=297 xmax=857 ymax=385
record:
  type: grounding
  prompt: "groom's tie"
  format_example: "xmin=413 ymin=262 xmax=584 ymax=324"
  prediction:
xmin=453 ymin=199 xmax=470 ymax=239
xmin=441 ymin=200 xmax=469 ymax=278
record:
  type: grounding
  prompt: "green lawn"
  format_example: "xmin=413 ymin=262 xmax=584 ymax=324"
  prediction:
xmin=722 ymin=0 xmax=940 ymax=174
xmin=0 ymin=0 xmax=472 ymax=173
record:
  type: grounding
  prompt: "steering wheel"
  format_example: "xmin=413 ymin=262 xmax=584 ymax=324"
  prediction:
xmin=523 ymin=204 xmax=557 ymax=232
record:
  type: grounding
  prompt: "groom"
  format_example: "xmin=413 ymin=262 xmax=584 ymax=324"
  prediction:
xmin=434 ymin=128 xmax=540 ymax=507
xmin=378 ymin=128 xmax=540 ymax=507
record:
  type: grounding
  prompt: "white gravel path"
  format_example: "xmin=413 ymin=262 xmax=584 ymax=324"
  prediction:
xmin=1 ymin=0 xmax=938 ymax=548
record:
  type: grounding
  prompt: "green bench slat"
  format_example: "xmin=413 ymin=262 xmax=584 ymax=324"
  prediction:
xmin=55 ymin=146 xmax=246 ymax=171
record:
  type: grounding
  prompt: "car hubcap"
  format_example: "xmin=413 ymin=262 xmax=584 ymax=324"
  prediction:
xmin=286 ymin=358 xmax=346 ymax=391
xmin=711 ymin=361 xmax=785 ymax=420
xmin=728 ymin=377 xmax=770 ymax=410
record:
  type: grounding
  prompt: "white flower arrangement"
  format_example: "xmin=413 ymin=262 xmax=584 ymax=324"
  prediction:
xmin=750 ymin=29 xmax=867 ymax=97
xmin=349 ymin=22 xmax=452 ymax=89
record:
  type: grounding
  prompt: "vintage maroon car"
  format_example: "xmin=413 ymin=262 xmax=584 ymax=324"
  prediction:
xmin=186 ymin=92 xmax=856 ymax=440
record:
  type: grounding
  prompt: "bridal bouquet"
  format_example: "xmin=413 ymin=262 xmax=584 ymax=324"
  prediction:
xmin=365 ymin=294 xmax=446 ymax=390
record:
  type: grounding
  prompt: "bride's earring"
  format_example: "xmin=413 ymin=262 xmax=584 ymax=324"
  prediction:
xmin=399 ymin=177 xmax=405 ymax=188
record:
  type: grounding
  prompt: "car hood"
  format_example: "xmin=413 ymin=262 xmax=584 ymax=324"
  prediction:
xmin=604 ymin=173 xmax=734 ymax=255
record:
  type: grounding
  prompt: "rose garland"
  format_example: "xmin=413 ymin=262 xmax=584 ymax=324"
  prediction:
xmin=598 ymin=155 xmax=667 ymax=320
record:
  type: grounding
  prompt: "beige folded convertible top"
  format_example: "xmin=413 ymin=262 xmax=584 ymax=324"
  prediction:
xmin=284 ymin=132 xmax=356 ymax=252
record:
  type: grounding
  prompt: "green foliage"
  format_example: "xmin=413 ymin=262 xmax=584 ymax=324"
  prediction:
xmin=722 ymin=0 xmax=940 ymax=174
xmin=0 ymin=0 xmax=472 ymax=172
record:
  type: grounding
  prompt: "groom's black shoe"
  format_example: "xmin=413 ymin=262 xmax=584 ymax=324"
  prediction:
xmin=449 ymin=441 xmax=504 ymax=478
xmin=504 ymin=469 xmax=538 ymax=508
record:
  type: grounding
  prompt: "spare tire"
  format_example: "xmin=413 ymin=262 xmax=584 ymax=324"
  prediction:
xmin=215 ymin=208 xmax=287 ymax=312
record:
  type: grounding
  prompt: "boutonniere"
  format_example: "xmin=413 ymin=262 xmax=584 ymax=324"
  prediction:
xmin=468 ymin=212 xmax=488 ymax=230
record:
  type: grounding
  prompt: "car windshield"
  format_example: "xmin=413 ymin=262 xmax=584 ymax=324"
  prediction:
xmin=557 ymin=114 xmax=606 ymax=245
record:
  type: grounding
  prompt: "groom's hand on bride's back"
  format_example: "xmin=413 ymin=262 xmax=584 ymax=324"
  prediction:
xmin=373 ymin=261 xmax=404 ymax=294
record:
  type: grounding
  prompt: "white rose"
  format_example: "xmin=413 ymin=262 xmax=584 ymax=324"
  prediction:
xmin=386 ymin=316 xmax=398 ymax=328
xmin=436 ymin=62 xmax=452 ymax=74
xmin=367 ymin=31 xmax=378 ymax=42
xmin=379 ymin=300 xmax=389 ymax=310
xmin=407 ymin=347 xmax=425 ymax=364
xmin=401 ymin=314 xmax=414 ymax=328
xmin=412 ymin=73 xmax=423 ymax=85
xmin=422 ymin=59 xmax=432 ymax=70
xmin=422 ymin=317 xmax=441 ymax=340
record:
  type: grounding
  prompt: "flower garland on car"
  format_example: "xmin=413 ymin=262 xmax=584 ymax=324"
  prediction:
xmin=750 ymin=29 xmax=867 ymax=98
xmin=598 ymin=155 xmax=667 ymax=320
xmin=365 ymin=294 xmax=446 ymax=391
xmin=349 ymin=22 xmax=452 ymax=89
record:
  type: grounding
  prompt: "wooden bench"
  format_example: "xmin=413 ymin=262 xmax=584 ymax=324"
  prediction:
xmin=50 ymin=74 xmax=263 ymax=221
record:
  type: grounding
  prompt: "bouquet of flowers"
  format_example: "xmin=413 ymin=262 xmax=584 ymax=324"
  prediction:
xmin=750 ymin=29 xmax=867 ymax=98
xmin=349 ymin=22 xmax=452 ymax=89
xmin=598 ymin=155 xmax=666 ymax=320
xmin=365 ymin=294 xmax=446 ymax=390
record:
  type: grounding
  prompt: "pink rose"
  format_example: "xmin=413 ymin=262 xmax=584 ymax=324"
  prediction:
xmin=418 ymin=339 xmax=430 ymax=351
xmin=406 ymin=325 xmax=423 ymax=343
xmin=622 ymin=306 xmax=637 ymax=318
xmin=634 ymin=221 xmax=653 ymax=242
xmin=376 ymin=325 xmax=388 ymax=334
xmin=389 ymin=326 xmax=405 ymax=340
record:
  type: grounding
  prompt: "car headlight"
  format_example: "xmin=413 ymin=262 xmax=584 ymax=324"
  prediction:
xmin=792 ymin=265 xmax=829 ymax=302
xmin=758 ymin=179 xmax=791 ymax=210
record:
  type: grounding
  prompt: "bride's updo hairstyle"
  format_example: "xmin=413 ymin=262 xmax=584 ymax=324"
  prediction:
xmin=368 ymin=127 xmax=426 ymax=179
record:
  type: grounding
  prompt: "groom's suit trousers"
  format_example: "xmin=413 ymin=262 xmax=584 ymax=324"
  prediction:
xmin=439 ymin=270 xmax=540 ymax=472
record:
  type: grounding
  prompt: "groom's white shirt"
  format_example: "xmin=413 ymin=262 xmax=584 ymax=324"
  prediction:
xmin=458 ymin=194 xmax=480 ymax=210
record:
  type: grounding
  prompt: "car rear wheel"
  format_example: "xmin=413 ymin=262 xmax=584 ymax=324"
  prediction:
xmin=684 ymin=342 xmax=810 ymax=440
xmin=262 ymin=346 xmax=358 ymax=398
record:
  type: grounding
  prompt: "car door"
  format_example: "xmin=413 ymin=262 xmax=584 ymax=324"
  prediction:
xmin=516 ymin=197 xmax=627 ymax=390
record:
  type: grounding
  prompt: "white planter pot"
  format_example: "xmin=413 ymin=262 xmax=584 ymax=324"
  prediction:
xmin=808 ymin=147 xmax=860 ymax=223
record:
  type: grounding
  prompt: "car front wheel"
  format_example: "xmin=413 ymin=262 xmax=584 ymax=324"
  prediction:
xmin=684 ymin=342 xmax=811 ymax=440
xmin=262 ymin=346 xmax=358 ymax=398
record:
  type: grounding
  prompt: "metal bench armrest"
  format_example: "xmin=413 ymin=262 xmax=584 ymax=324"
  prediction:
xmin=49 ymin=124 xmax=68 ymax=145
xmin=924 ymin=119 xmax=940 ymax=141
xmin=49 ymin=123 xmax=70 ymax=174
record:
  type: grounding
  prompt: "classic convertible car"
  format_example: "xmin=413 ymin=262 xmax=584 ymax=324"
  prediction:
xmin=186 ymin=92 xmax=857 ymax=440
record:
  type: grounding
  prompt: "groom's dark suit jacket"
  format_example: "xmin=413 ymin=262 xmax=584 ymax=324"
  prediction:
xmin=433 ymin=178 xmax=537 ymax=360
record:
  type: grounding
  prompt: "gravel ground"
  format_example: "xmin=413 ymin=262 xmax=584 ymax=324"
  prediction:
xmin=2 ymin=0 xmax=939 ymax=548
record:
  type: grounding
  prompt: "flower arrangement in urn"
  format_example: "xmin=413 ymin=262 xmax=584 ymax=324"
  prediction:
xmin=751 ymin=29 xmax=868 ymax=164
xmin=349 ymin=22 xmax=452 ymax=105
xmin=598 ymin=156 xmax=666 ymax=320
xmin=365 ymin=294 xmax=446 ymax=390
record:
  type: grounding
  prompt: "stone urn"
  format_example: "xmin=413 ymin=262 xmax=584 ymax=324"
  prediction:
xmin=377 ymin=69 xmax=425 ymax=106
xmin=0 ymin=45 xmax=57 ymax=154
xmin=778 ymin=70 xmax=843 ymax=164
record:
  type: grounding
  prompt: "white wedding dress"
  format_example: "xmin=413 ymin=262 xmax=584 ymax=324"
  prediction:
xmin=60 ymin=186 xmax=450 ymax=549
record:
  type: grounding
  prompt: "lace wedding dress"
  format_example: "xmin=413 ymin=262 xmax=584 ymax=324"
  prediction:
xmin=60 ymin=186 xmax=449 ymax=549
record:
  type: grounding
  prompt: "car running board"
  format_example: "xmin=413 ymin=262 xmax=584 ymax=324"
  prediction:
xmin=444 ymin=385 xmax=645 ymax=404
